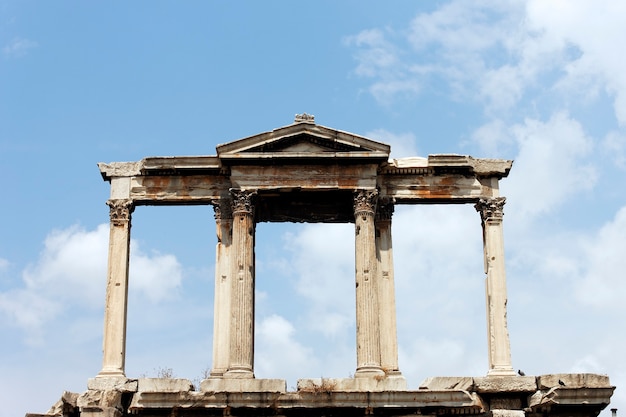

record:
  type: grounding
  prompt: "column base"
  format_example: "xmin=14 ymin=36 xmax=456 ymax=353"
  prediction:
xmin=223 ymin=368 xmax=254 ymax=379
xmin=355 ymin=366 xmax=385 ymax=378
xmin=487 ymin=367 xmax=517 ymax=377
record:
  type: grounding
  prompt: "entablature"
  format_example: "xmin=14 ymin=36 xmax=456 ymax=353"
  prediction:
xmin=98 ymin=119 xmax=513 ymax=212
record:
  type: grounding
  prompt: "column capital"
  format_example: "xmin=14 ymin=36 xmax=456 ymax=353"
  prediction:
xmin=475 ymin=197 xmax=506 ymax=222
xmin=211 ymin=198 xmax=233 ymax=221
xmin=376 ymin=197 xmax=395 ymax=222
xmin=230 ymin=189 xmax=257 ymax=215
xmin=106 ymin=199 xmax=135 ymax=226
xmin=354 ymin=189 xmax=378 ymax=216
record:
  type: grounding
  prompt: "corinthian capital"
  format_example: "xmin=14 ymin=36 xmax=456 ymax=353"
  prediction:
xmin=230 ymin=189 xmax=256 ymax=215
xmin=106 ymin=199 xmax=135 ymax=226
xmin=475 ymin=197 xmax=506 ymax=222
xmin=211 ymin=198 xmax=233 ymax=221
xmin=354 ymin=189 xmax=378 ymax=215
xmin=376 ymin=197 xmax=395 ymax=222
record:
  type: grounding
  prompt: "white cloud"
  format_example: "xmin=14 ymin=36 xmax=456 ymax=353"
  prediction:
xmin=576 ymin=205 xmax=626 ymax=309
xmin=348 ymin=0 xmax=626 ymax=130
xmin=255 ymin=314 xmax=319 ymax=382
xmin=602 ymin=130 xmax=626 ymax=169
xmin=0 ymin=224 xmax=183 ymax=343
xmin=3 ymin=37 xmax=38 ymax=58
xmin=366 ymin=128 xmax=419 ymax=158
xmin=501 ymin=112 xmax=596 ymax=219
xmin=526 ymin=1 xmax=626 ymax=125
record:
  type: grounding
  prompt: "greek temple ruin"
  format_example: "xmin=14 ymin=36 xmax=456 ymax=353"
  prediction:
xmin=29 ymin=115 xmax=614 ymax=416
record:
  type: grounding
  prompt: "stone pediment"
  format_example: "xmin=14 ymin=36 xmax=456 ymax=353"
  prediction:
xmin=216 ymin=115 xmax=390 ymax=163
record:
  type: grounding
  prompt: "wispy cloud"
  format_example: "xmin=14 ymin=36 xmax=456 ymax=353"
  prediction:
xmin=3 ymin=37 xmax=38 ymax=58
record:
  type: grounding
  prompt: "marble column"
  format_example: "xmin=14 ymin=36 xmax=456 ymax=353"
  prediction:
xmin=98 ymin=198 xmax=134 ymax=378
xmin=475 ymin=197 xmax=515 ymax=376
xmin=354 ymin=189 xmax=384 ymax=377
xmin=375 ymin=199 xmax=401 ymax=375
xmin=225 ymin=189 xmax=256 ymax=378
xmin=210 ymin=198 xmax=233 ymax=377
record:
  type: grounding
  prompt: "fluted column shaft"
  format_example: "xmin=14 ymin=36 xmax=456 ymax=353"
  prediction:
xmin=98 ymin=198 xmax=134 ymax=377
xmin=376 ymin=200 xmax=400 ymax=374
xmin=354 ymin=190 xmax=384 ymax=377
xmin=475 ymin=197 xmax=515 ymax=376
xmin=210 ymin=198 xmax=233 ymax=377
xmin=225 ymin=190 xmax=256 ymax=378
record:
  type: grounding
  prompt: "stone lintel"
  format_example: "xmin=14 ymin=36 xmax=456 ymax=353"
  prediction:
xmin=200 ymin=378 xmax=287 ymax=393
xmin=297 ymin=377 xmax=407 ymax=392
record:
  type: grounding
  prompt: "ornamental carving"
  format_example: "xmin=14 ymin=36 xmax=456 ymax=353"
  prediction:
xmin=353 ymin=189 xmax=378 ymax=215
xmin=475 ymin=197 xmax=506 ymax=222
xmin=106 ymin=199 xmax=135 ymax=226
xmin=230 ymin=189 xmax=256 ymax=215
xmin=294 ymin=113 xmax=315 ymax=123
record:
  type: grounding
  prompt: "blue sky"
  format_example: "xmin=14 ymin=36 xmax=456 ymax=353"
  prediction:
xmin=2 ymin=1 xmax=626 ymax=415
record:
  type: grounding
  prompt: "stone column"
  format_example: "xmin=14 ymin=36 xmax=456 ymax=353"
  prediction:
xmin=354 ymin=189 xmax=384 ymax=377
xmin=375 ymin=199 xmax=401 ymax=375
xmin=225 ymin=189 xmax=256 ymax=378
xmin=475 ymin=197 xmax=515 ymax=376
xmin=210 ymin=198 xmax=233 ymax=377
xmin=98 ymin=198 xmax=134 ymax=378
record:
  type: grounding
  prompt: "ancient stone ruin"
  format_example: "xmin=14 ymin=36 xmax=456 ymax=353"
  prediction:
xmin=29 ymin=115 xmax=614 ymax=416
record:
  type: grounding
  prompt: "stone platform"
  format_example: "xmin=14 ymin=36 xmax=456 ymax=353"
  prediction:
xmin=28 ymin=374 xmax=614 ymax=417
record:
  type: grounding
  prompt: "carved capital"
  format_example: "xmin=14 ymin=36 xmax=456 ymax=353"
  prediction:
xmin=354 ymin=189 xmax=378 ymax=216
xmin=211 ymin=198 xmax=233 ymax=221
xmin=376 ymin=197 xmax=395 ymax=222
xmin=230 ymin=189 xmax=256 ymax=215
xmin=106 ymin=199 xmax=135 ymax=226
xmin=475 ymin=197 xmax=506 ymax=222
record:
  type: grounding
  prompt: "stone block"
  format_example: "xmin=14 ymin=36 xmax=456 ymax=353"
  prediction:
xmin=200 ymin=378 xmax=286 ymax=393
xmin=418 ymin=377 xmax=474 ymax=391
xmin=297 ymin=376 xmax=407 ymax=392
xmin=474 ymin=376 xmax=536 ymax=393
xmin=537 ymin=373 xmax=611 ymax=389
xmin=137 ymin=378 xmax=194 ymax=392
xmin=491 ymin=410 xmax=525 ymax=417
xmin=87 ymin=377 xmax=138 ymax=392
xmin=77 ymin=389 xmax=123 ymax=408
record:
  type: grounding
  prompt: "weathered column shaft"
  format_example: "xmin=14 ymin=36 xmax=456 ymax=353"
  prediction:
xmin=98 ymin=198 xmax=134 ymax=377
xmin=475 ymin=197 xmax=515 ymax=376
xmin=376 ymin=201 xmax=400 ymax=374
xmin=225 ymin=190 xmax=256 ymax=378
xmin=210 ymin=199 xmax=233 ymax=377
xmin=354 ymin=190 xmax=384 ymax=377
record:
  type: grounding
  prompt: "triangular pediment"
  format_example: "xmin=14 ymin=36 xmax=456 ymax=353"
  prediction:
xmin=216 ymin=118 xmax=390 ymax=162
